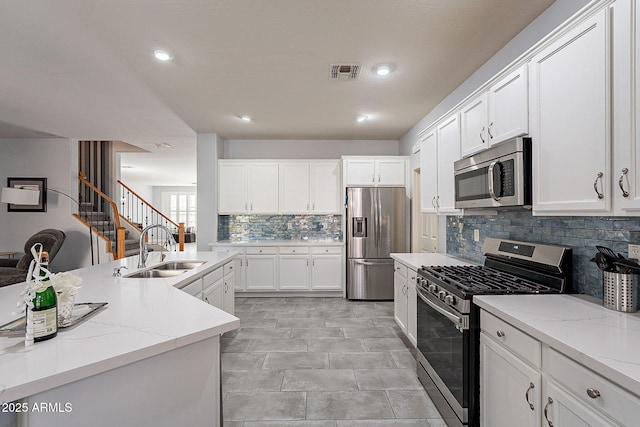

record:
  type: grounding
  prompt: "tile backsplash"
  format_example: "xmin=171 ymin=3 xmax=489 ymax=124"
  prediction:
xmin=218 ymin=215 xmax=343 ymax=242
xmin=446 ymin=211 xmax=640 ymax=297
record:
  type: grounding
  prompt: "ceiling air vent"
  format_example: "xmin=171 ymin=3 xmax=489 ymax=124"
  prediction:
xmin=329 ymin=64 xmax=361 ymax=80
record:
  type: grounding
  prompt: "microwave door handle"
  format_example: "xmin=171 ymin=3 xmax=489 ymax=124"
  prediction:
xmin=488 ymin=160 xmax=501 ymax=202
xmin=417 ymin=288 xmax=464 ymax=327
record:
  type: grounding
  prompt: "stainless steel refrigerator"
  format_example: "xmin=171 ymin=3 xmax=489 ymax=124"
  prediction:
xmin=346 ymin=187 xmax=408 ymax=300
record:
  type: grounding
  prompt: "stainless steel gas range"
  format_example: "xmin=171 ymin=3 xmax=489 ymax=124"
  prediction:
xmin=415 ymin=238 xmax=572 ymax=427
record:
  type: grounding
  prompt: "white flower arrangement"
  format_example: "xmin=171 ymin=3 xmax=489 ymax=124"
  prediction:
xmin=49 ymin=271 xmax=83 ymax=306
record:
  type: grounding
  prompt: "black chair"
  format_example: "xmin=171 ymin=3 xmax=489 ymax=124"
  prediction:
xmin=0 ymin=229 xmax=66 ymax=287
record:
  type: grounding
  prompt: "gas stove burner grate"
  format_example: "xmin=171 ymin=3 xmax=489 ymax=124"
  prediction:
xmin=420 ymin=265 xmax=558 ymax=295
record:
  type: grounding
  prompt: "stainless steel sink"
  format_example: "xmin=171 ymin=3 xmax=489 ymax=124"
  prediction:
xmin=125 ymin=269 xmax=187 ymax=279
xmin=152 ymin=261 xmax=206 ymax=270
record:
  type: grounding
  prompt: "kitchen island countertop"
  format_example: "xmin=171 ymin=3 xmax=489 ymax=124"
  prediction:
xmin=212 ymin=239 xmax=344 ymax=247
xmin=0 ymin=250 xmax=240 ymax=404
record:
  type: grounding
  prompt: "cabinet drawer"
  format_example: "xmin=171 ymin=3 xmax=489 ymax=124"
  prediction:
xmin=481 ymin=311 xmax=541 ymax=368
xmin=394 ymin=262 xmax=408 ymax=278
xmin=223 ymin=261 xmax=235 ymax=276
xmin=246 ymin=246 xmax=277 ymax=255
xmin=545 ymin=348 xmax=640 ymax=426
xmin=311 ymin=246 xmax=342 ymax=255
xmin=203 ymin=268 xmax=223 ymax=286
xmin=279 ymin=246 xmax=310 ymax=255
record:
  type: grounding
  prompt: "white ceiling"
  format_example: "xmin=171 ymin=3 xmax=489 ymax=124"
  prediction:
xmin=0 ymin=0 xmax=555 ymax=186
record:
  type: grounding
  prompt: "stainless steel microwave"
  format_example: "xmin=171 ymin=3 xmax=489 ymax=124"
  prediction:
xmin=454 ymin=137 xmax=532 ymax=209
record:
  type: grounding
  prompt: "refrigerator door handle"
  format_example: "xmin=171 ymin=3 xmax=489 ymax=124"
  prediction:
xmin=355 ymin=260 xmax=392 ymax=266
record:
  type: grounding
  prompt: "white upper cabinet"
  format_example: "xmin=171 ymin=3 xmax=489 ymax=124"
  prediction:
xmin=344 ymin=157 xmax=407 ymax=187
xmin=436 ymin=113 xmax=461 ymax=213
xmin=218 ymin=163 xmax=250 ymax=214
xmin=419 ymin=114 xmax=461 ymax=214
xmin=420 ymin=129 xmax=438 ymax=214
xmin=460 ymin=92 xmax=489 ymax=157
xmin=310 ymin=162 xmax=341 ymax=213
xmin=248 ymin=163 xmax=280 ymax=213
xmin=530 ymin=8 xmax=610 ymax=213
xmin=461 ymin=65 xmax=528 ymax=158
xmin=489 ymin=65 xmax=529 ymax=144
xmin=220 ymin=160 xmax=340 ymax=214
xmin=279 ymin=162 xmax=311 ymax=213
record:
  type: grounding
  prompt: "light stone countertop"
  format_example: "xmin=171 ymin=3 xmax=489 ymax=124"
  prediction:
xmin=212 ymin=239 xmax=344 ymax=247
xmin=0 ymin=250 xmax=240 ymax=403
xmin=474 ymin=294 xmax=640 ymax=397
xmin=390 ymin=252 xmax=476 ymax=271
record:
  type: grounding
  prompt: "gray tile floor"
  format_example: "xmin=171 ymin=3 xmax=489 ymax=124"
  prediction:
xmin=221 ymin=297 xmax=447 ymax=427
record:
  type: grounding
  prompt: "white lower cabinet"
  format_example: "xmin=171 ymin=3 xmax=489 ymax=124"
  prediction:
xmin=223 ymin=267 xmax=235 ymax=315
xmin=212 ymin=244 xmax=343 ymax=292
xmin=480 ymin=333 xmax=541 ymax=427
xmin=481 ymin=308 xmax=640 ymax=427
xmin=392 ymin=261 xmax=417 ymax=347
xmin=245 ymin=248 xmax=278 ymax=291
xmin=202 ymin=268 xmax=224 ymax=309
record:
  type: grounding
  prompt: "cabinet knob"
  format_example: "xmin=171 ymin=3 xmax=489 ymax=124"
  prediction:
xmin=496 ymin=330 xmax=505 ymax=338
xmin=292 ymin=249 xmax=296 ymax=253
xmin=586 ymin=388 xmax=601 ymax=399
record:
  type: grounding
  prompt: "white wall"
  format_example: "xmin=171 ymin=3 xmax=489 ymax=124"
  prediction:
xmin=224 ymin=139 xmax=399 ymax=159
xmin=0 ymin=138 xmax=94 ymax=271
xmin=197 ymin=134 xmax=224 ymax=250
xmin=399 ymin=0 xmax=590 ymax=153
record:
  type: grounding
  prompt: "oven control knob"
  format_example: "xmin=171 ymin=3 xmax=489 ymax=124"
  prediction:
xmin=428 ymin=284 xmax=437 ymax=293
xmin=445 ymin=295 xmax=455 ymax=306
xmin=438 ymin=290 xmax=446 ymax=300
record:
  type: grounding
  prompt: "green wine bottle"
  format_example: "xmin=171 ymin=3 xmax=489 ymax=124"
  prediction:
xmin=29 ymin=251 xmax=58 ymax=342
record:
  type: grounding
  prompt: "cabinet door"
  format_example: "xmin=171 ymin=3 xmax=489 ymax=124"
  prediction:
xmin=480 ymin=333 xmax=541 ymax=427
xmin=489 ymin=65 xmax=528 ymax=145
xmin=280 ymin=163 xmax=310 ymax=213
xmin=223 ymin=273 xmax=235 ymax=315
xmin=218 ymin=163 xmax=248 ymax=213
xmin=234 ymin=257 xmax=245 ymax=291
xmin=420 ymin=129 xmax=438 ymax=213
xmin=544 ymin=379 xmax=619 ymax=427
xmin=460 ymin=92 xmax=489 ymax=157
xmin=311 ymin=161 xmax=341 ymax=213
xmin=530 ymin=9 xmax=610 ymax=213
xmin=310 ymin=255 xmax=342 ymax=290
xmin=278 ymin=255 xmax=310 ymax=290
xmin=406 ymin=269 xmax=417 ymax=346
xmin=245 ymin=255 xmax=277 ymax=290
xmin=203 ymin=277 xmax=224 ymax=310
xmin=393 ymin=271 xmax=407 ymax=332
xmin=249 ymin=163 xmax=279 ymax=213
xmin=436 ymin=113 xmax=461 ymax=214
xmin=376 ymin=159 xmax=406 ymax=186
xmin=346 ymin=159 xmax=376 ymax=186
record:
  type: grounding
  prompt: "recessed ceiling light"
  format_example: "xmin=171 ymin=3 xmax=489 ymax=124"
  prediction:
xmin=239 ymin=115 xmax=252 ymax=122
xmin=122 ymin=165 xmax=133 ymax=169
xmin=357 ymin=115 xmax=369 ymax=123
xmin=153 ymin=49 xmax=174 ymax=61
xmin=374 ymin=64 xmax=393 ymax=76
xmin=154 ymin=143 xmax=172 ymax=149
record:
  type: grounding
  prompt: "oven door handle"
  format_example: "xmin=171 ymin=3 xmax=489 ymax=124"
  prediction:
xmin=488 ymin=160 xmax=501 ymax=202
xmin=417 ymin=289 xmax=464 ymax=327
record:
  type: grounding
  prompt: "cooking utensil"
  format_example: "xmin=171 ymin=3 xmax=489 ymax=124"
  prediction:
xmin=596 ymin=246 xmax=619 ymax=260
xmin=591 ymin=253 xmax=612 ymax=271
xmin=613 ymin=259 xmax=640 ymax=274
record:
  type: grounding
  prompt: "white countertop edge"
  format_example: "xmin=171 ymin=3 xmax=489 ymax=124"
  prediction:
xmin=474 ymin=294 xmax=640 ymax=397
xmin=210 ymin=240 xmax=344 ymax=247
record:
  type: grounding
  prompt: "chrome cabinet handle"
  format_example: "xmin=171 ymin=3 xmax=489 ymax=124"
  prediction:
xmin=480 ymin=127 xmax=486 ymax=143
xmin=436 ymin=196 xmax=440 ymax=208
xmin=525 ymin=382 xmax=535 ymax=410
xmin=372 ymin=175 xmax=375 ymax=183
xmin=245 ymin=203 xmax=248 ymax=211
xmin=544 ymin=397 xmax=554 ymax=427
xmin=586 ymin=388 xmax=601 ymax=399
xmin=496 ymin=330 xmax=505 ymax=338
xmin=488 ymin=160 xmax=500 ymax=201
xmin=378 ymin=174 xmax=381 ymax=182
xmin=487 ymin=122 xmax=494 ymax=139
xmin=619 ymin=168 xmax=630 ymax=198
xmin=594 ymin=172 xmax=604 ymax=199
xmin=432 ymin=197 xmax=437 ymax=208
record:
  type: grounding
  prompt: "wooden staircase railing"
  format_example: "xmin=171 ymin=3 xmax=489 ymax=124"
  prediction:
xmin=117 ymin=180 xmax=185 ymax=251
xmin=76 ymin=172 xmax=126 ymax=259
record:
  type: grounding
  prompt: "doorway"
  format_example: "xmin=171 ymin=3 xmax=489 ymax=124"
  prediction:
xmin=411 ymin=168 xmax=438 ymax=253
